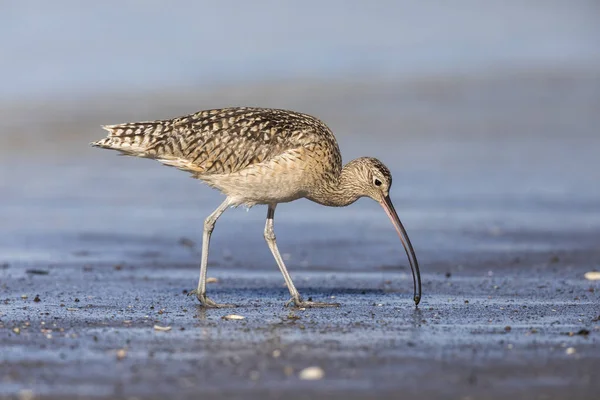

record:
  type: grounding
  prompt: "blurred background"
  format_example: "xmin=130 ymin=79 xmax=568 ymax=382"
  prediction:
xmin=1 ymin=0 xmax=599 ymax=272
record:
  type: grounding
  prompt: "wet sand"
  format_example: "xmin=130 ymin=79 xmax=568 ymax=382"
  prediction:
xmin=1 ymin=253 xmax=599 ymax=400
xmin=1 ymin=70 xmax=600 ymax=399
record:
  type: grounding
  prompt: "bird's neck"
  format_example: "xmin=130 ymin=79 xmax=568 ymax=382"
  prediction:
xmin=307 ymin=160 xmax=363 ymax=207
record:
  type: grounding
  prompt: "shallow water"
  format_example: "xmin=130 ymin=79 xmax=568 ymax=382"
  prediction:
xmin=1 ymin=71 xmax=600 ymax=272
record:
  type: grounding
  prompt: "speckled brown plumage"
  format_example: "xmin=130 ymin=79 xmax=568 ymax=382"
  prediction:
xmin=92 ymin=107 xmax=421 ymax=308
xmin=92 ymin=107 xmax=388 ymax=207
xmin=93 ymin=108 xmax=339 ymax=172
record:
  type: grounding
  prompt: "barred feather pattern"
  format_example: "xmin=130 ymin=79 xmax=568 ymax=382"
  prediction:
xmin=92 ymin=107 xmax=352 ymax=206
xmin=93 ymin=108 xmax=339 ymax=172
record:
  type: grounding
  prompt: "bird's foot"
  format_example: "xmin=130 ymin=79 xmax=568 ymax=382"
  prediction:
xmin=286 ymin=297 xmax=340 ymax=308
xmin=187 ymin=289 xmax=235 ymax=308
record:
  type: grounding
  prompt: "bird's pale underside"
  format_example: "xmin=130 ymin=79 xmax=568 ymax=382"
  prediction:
xmin=92 ymin=107 xmax=422 ymax=308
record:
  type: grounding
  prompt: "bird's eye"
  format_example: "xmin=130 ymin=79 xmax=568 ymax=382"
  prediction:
xmin=374 ymin=178 xmax=382 ymax=187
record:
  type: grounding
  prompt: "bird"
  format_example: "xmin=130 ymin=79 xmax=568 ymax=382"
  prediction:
xmin=91 ymin=107 xmax=421 ymax=308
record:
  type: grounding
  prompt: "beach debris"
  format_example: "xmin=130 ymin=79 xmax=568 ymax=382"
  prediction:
xmin=568 ymin=329 xmax=590 ymax=337
xmin=299 ymin=366 xmax=324 ymax=380
xmin=272 ymin=349 xmax=281 ymax=358
xmin=66 ymin=308 xmax=78 ymax=311
xmin=153 ymin=325 xmax=172 ymax=332
xmin=584 ymin=271 xmax=600 ymax=281
xmin=34 ymin=295 xmax=41 ymax=303
xmin=504 ymin=326 xmax=511 ymax=332
xmin=206 ymin=277 xmax=219 ymax=284
xmin=287 ymin=313 xmax=301 ymax=321
xmin=116 ymin=349 xmax=127 ymax=360
xmin=20 ymin=295 xmax=28 ymax=299
xmin=565 ymin=347 xmax=576 ymax=355
xmin=222 ymin=314 xmax=245 ymax=320
xmin=12 ymin=327 xmax=20 ymax=334
xmin=26 ymin=269 xmax=49 ymax=275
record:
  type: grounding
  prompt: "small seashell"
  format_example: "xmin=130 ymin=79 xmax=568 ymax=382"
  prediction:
xmin=299 ymin=366 xmax=324 ymax=380
xmin=566 ymin=347 xmax=576 ymax=355
xmin=584 ymin=271 xmax=600 ymax=281
xmin=222 ymin=314 xmax=245 ymax=320
xmin=206 ymin=277 xmax=219 ymax=284
xmin=153 ymin=325 xmax=172 ymax=331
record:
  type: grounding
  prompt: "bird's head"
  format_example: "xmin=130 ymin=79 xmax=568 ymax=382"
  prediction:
xmin=347 ymin=157 xmax=422 ymax=306
xmin=346 ymin=157 xmax=393 ymax=202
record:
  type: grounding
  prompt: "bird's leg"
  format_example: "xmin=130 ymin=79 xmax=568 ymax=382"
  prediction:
xmin=264 ymin=205 xmax=340 ymax=308
xmin=188 ymin=198 xmax=235 ymax=308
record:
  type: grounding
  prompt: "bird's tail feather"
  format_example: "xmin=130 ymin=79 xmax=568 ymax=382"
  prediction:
xmin=90 ymin=120 xmax=172 ymax=156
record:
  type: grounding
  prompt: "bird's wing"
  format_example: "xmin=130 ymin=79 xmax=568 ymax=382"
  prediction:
xmin=146 ymin=107 xmax=336 ymax=175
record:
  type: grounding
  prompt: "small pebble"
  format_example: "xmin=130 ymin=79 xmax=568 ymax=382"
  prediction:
xmin=222 ymin=314 xmax=245 ymax=320
xmin=206 ymin=277 xmax=219 ymax=284
xmin=299 ymin=366 xmax=324 ymax=380
xmin=12 ymin=327 xmax=20 ymax=334
xmin=566 ymin=347 xmax=576 ymax=355
xmin=34 ymin=295 xmax=41 ymax=303
xmin=116 ymin=349 xmax=127 ymax=360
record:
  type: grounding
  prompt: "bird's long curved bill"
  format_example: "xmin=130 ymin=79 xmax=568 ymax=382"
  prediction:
xmin=380 ymin=195 xmax=422 ymax=305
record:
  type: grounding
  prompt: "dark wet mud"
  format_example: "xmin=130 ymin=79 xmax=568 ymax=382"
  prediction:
xmin=1 ymin=251 xmax=599 ymax=400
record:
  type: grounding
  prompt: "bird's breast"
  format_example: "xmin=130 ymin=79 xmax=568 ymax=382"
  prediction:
xmin=198 ymin=148 xmax=318 ymax=206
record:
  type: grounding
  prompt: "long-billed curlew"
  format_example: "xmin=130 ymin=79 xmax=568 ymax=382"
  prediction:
xmin=92 ymin=107 xmax=421 ymax=308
